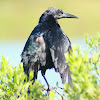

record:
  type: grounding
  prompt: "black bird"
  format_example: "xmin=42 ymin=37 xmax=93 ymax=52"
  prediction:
xmin=21 ymin=7 xmax=78 ymax=89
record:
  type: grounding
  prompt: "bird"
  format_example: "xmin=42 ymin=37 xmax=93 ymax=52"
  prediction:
xmin=21 ymin=7 xmax=78 ymax=89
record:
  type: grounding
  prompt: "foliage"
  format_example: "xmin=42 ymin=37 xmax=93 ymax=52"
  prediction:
xmin=64 ymin=33 xmax=100 ymax=100
xmin=0 ymin=33 xmax=100 ymax=100
xmin=0 ymin=56 xmax=46 ymax=100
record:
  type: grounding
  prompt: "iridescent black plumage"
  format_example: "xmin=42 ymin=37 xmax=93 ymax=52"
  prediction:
xmin=21 ymin=7 xmax=78 ymax=87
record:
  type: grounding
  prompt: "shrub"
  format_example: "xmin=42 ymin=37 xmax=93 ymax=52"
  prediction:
xmin=0 ymin=33 xmax=100 ymax=100
xmin=0 ymin=56 xmax=46 ymax=100
xmin=64 ymin=33 xmax=100 ymax=100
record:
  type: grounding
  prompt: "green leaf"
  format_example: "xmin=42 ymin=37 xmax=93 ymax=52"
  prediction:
xmin=29 ymin=71 xmax=34 ymax=81
xmin=56 ymin=81 xmax=58 ymax=87
xmin=8 ymin=82 xmax=14 ymax=89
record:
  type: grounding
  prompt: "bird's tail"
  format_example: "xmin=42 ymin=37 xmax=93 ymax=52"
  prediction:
xmin=60 ymin=65 xmax=72 ymax=86
xmin=22 ymin=60 xmax=38 ymax=84
xmin=31 ymin=62 xmax=38 ymax=84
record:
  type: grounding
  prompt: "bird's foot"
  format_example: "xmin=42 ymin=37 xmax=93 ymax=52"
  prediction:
xmin=46 ymin=87 xmax=51 ymax=97
xmin=47 ymin=87 xmax=50 ymax=91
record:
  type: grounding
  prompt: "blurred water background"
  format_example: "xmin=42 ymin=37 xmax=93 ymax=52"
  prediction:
xmin=0 ymin=0 xmax=100 ymax=93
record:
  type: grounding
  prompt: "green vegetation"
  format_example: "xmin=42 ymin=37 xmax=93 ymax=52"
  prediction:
xmin=0 ymin=34 xmax=100 ymax=99
xmin=0 ymin=56 xmax=46 ymax=100
xmin=64 ymin=33 xmax=100 ymax=99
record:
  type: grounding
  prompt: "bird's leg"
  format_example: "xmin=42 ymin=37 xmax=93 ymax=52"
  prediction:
xmin=42 ymin=73 xmax=50 ymax=91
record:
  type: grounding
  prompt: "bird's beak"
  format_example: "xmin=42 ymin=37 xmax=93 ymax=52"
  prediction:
xmin=62 ymin=12 xmax=78 ymax=19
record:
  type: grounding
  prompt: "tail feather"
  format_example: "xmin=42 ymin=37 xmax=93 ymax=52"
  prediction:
xmin=60 ymin=65 xmax=72 ymax=86
xmin=22 ymin=60 xmax=38 ymax=83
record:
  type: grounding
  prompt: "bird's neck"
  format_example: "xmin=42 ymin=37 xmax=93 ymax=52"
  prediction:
xmin=39 ymin=15 xmax=60 ymax=27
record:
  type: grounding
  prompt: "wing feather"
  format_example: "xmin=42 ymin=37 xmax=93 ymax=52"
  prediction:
xmin=21 ymin=30 xmax=46 ymax=81
xmin=45 ymin=26 xmax=72 ymax=83
xmin=45 ymin=26 xmax=71 ymax=70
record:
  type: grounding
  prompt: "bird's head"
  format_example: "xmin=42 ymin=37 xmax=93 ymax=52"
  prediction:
xmin=39 ymin=7 xmax=78 ymax=23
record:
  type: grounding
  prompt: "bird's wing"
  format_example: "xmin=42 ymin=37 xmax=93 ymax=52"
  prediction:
xmin=21 ymin=28 xmax=46 ymax=80
xmin=45 ymin=26 xmax=72 ymax=83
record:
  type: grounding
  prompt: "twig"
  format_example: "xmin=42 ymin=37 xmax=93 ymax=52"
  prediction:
xmin=58 ymin=87 xmax=64 ymax=89
xmin=43 ymin=86 xmax=65 ymax=100
xmin=54 ymin=88 xmax=64 ymax=100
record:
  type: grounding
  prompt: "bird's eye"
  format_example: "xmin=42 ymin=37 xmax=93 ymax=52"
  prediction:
xmin=57 ymin=10 xmax=63 ymax=15
xmin=60 ymin=11 xmax=63 ymax=14
xmin=60 ymin=10 xmax=63 ymax=14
